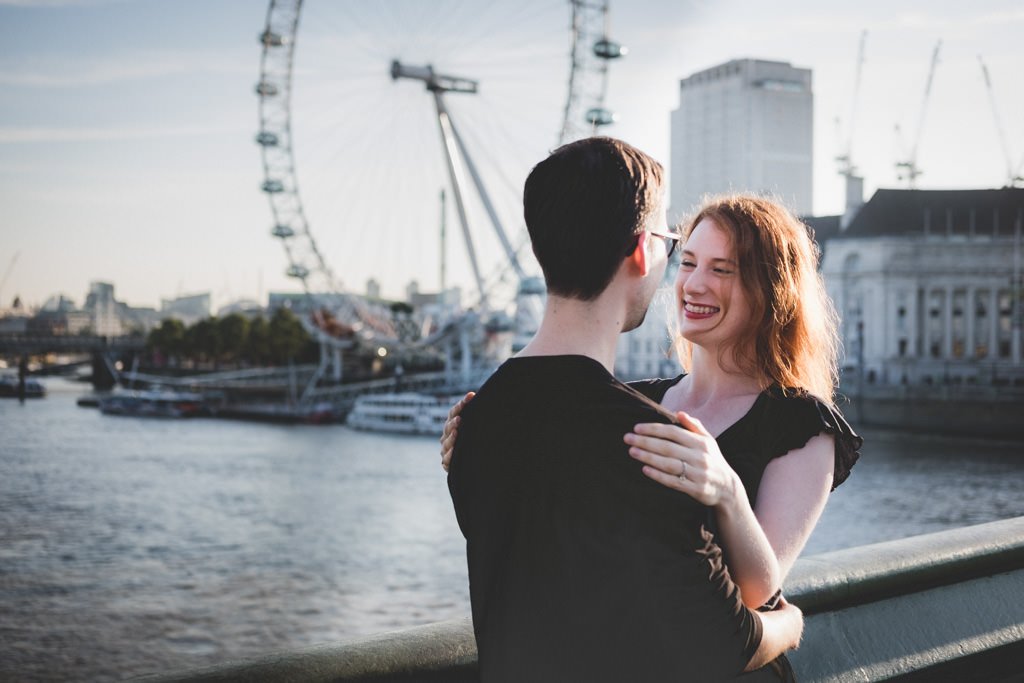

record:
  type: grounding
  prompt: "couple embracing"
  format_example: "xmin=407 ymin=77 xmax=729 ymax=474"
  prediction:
xmin=443 ymin=137 xmax=861 ymax=681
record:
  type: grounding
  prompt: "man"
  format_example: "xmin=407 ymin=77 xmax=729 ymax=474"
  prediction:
xmin=447 ymin=137 xmax=802 ymax=681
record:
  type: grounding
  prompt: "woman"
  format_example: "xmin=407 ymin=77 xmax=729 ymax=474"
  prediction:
xmin=441 ymin=194 xmax=861 ymax=612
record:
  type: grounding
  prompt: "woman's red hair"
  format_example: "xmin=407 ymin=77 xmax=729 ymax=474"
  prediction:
xmin=675 ymin=194 xmax=840 ymax=403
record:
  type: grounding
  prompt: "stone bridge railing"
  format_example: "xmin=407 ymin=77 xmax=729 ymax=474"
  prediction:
xmin=137 ymin=516 xmax=1024 ymax=682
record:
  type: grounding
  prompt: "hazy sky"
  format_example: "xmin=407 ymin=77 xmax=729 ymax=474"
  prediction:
xmin=1 ymin=0 xmax=1021 ymax=311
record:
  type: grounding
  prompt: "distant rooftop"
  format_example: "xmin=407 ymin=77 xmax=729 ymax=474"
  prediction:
xmin=839 ymin=188 xmax=1024 ymax=238
xmin=801 ymin=214 xmax=841 ymax=245
xmin=679 ymin=58 xmax=811 ymax=89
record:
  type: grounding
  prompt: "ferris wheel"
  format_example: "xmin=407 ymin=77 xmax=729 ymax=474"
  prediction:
xmin=255 ymin=0 xmax=625 ymax=352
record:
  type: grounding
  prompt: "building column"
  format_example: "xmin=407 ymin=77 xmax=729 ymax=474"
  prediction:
xmin=965 ymin=286 xmax=976 ymax=359
xmin=989 ymin=288 xmax=1000 ymax=360
xmin=916 ymin=286 xmax=926 ymax=358
xmin=905 ymin=286 xmax=917 ymax=359
xmin=943 ymin=286 xmax=954 ymax=359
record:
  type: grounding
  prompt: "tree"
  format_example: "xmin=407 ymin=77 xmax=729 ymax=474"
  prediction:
xmin=245 ymin=315 xmax=271 ymax=365
xmin=185 ymin=317 xmax=222 ymax=367
xmin=147 ymin=318 xmax=186 ymax=364
xmin=268 ymin=307 xmax=309 ymax=364
xmin=217 ymin=313 xmax=250 ymax=365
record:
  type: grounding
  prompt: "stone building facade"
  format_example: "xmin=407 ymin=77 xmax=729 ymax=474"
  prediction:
xmin=821 ymin=188 xmax=1024 ymax=388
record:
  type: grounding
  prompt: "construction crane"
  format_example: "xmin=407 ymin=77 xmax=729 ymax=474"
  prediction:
xmin=895 ymin=40 xmax=942 ymax=188
xmin=836 ymin=30 xmax=867 ymax=179
xmin=0 ymin=251 xmax=19 ymax=309
xmin=978 ymin=55 xmax=1023 ymax=188
xmin=836 ymin=30 xmax=867 ymax=227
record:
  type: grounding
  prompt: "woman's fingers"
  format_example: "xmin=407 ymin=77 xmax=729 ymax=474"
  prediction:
xmin=441 ymin=429 xmax=457 ymax=468
xmin=440 ymin=392 xmax=474 ymax=472
xmin=675 ymin=410 xmax=711 ymax=437
xmin=442 ymin=429 xmax=457 ymax=454
xmin=448 ymin=391 xmax=475 ymax=419
xmin=623 ymin=432 xmax=682 ymax=458
xmin=639 ymin=464 xmax=706 ymax=497
xmin=629 ymin=422 xmax=703 ymax=448
xmin=440 ymin=415 xmax=459 ymax=443
xmin=627 ymin=445 xmax=687 ymax=476
xmin=639 ymin=462 xmax=716 ymax=505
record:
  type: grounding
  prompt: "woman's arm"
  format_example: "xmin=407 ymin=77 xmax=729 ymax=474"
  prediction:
xmin=625 ymin=413 xmax=833 ymax=608
xmin=753 ymin=433 xmax=834 ymax=580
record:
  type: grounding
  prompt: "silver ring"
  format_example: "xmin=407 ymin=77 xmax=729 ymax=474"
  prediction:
xmin=677 ymin=462 xmax=687 ymax=481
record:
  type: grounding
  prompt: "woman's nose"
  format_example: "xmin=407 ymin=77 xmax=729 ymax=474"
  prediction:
xmin=683 ymin=269 xmax=707 ymax=294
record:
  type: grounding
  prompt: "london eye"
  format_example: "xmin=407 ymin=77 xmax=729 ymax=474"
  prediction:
xmin=255 ymin=1 xmax=625 ymax=393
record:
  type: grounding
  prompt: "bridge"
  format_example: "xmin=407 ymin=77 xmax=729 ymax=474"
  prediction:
xmin=0 ymin=333 xmax=147 ymax=355
xmin=138 ymin=516 xmax=1024 ymax=682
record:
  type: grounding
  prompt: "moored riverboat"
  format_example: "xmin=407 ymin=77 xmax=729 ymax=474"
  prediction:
xmin=98 ymin=388 xmax=207 ymax=418
xmin=0 ymin=374 xmax=46 ymax=399
xmin=346 ymin=393 xmax=457 ymax=435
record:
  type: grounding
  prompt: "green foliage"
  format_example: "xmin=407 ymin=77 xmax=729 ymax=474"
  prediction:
xmin=245 ymin=315 xmax=272 ymax=365
xmin=147 ymin=318 xmax=186 ymax=359
xmin=185 ymin=317 xmax=222 ymax=364
xmin=217 ymin=313 xmax=250 ymax=363
xmin=146 ymin=309 xmax=311 ymax=367
xmin=268 ymin=307 xmax=307 ymax=364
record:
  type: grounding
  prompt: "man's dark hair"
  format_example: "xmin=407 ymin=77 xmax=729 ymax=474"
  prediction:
xmin=523 ymin=136 xmax=664 ymax=300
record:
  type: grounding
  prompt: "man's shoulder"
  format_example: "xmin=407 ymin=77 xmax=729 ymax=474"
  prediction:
xmin=467 ymin=356 xmax=672 ymax=425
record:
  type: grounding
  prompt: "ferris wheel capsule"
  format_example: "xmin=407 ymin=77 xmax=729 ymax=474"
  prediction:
xmin=271 ymin=224 xmax=295 ymax=238
xmin=585 ymin=107 xmax=619 ymax=126
xmin=255 ymin=131 xmax=279 ymax=146
xmin=287 ymin=265 xmax=310 ymax=279
xmin=262 ymin=179 xmax=285 ymax=193
xmin=259 ymin=30 xmax=287 ymax=47
xmin=593 ymin=38 xmax=627 ymax=59
xmin=517 ymin=276 xmax=546 ymax=296
xmin=255 ymin=81 xmax=279 ymax=97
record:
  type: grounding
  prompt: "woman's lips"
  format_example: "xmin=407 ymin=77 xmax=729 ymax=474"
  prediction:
xmin=683 ymin=302 xmax=719 ymax=320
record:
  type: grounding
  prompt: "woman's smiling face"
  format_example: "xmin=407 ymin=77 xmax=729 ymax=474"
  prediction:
xmin=674 ymin=217 xmax=752 ymax=351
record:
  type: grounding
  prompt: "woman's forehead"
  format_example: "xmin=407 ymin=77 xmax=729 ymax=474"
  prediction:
xmin=684 ymin=218 xmax=734 ymax=254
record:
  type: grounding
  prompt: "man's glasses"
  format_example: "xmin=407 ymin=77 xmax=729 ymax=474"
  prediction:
xmin=647 ymin=229 xmax=681 ymax=259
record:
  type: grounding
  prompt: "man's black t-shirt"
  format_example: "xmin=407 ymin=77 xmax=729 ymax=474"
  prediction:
xmin=448 ymin=355 xmax=763 ymax=682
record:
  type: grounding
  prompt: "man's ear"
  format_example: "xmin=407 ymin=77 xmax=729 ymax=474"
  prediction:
xmin=628 ymin=232 xmax=651 ymax=277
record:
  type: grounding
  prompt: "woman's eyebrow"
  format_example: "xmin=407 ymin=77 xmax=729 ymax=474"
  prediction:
xmin=680 ymin=250 xmax=737 ymax=265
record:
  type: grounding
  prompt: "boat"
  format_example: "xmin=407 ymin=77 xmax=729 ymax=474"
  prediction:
xmin=0 ymin=374 xmax=45 ymax=399
xmin=216 ymin=401 xmax=339 ymax=424
xmin=98 ymin=388 xmax=207 ymax=418
xmin=346 ymin=392 xmax=458 ymax=435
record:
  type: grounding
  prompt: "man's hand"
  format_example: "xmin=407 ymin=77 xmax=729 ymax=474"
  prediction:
xmin=744 ymin=596 xmax=803 ymax=672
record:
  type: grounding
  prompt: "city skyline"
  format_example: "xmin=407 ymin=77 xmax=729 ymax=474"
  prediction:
xmin=2 ymin=0 xmax=1022 ymax=311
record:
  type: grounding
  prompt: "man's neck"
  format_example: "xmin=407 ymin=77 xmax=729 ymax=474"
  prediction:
xmin=516 ymin=293 xmax=626 ymax=374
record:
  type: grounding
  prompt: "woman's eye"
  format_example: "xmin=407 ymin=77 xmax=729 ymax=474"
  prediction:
xmin=680 ymin=261 xmax=696 ymax=268
xmin=713 ymin=268 xmax=733 ymax=275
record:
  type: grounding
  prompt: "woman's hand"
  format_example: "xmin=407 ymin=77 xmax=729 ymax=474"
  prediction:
xmin=440 ymin=392 xmax=474 ymax=471
xmin=623 ymin=411 xmax=743 ymax=508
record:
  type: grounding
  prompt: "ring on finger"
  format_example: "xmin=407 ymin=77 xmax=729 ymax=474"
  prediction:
xmin=677 ymin=462 xmax=687 ymax=482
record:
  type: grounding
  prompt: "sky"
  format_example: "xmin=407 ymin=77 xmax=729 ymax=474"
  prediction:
xmin=1 ymin=0 xmax=1022 ymax=313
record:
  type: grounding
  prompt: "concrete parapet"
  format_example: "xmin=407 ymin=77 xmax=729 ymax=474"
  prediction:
xmin=137 ymin=618 xmax=478 ymax=682
xmin=787 ymin=517 xmax=1024 ymax=681
xmin=137 ymin=517 xmax=1024 ymax=682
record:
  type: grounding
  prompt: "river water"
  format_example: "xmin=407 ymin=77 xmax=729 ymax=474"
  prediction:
xmin=1 ymin=378 xmax=1022 ymax=681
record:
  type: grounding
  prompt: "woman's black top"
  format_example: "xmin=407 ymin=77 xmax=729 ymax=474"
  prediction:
xmin=629 ymin=375 xmax=862 ymax=505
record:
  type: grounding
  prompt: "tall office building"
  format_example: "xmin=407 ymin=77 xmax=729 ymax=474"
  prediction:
xmin=670 ymin=59 xmax=813 ymax=218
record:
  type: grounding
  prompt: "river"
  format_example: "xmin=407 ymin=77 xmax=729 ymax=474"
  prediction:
xmin=1 ymin=378 xmax=1021 ymax=681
